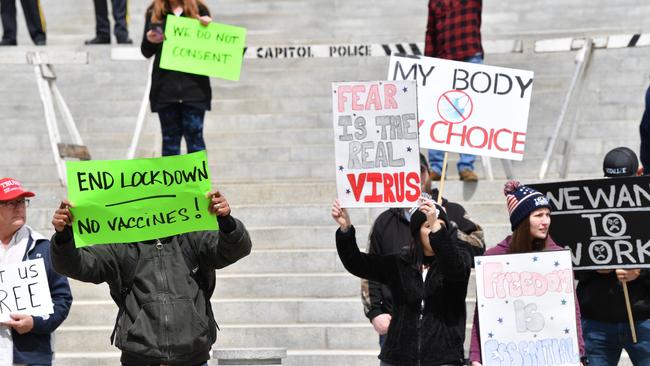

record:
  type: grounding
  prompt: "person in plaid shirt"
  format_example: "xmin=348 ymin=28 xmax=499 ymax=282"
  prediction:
xmin=425 ymin=0 xmax=483 ymax=182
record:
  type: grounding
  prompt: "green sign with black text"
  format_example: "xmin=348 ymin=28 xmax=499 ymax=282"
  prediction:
xmin=66 ymin=151 xmax=216 ymax=247
xmin=159 ymin=14 xmax=246 ymax=80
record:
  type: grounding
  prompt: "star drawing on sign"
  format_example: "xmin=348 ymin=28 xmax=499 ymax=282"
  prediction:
xmin=402 ymin=86 xmax=408 ymax=93
xmin=561 ymin=299 xmax=567 ymax=305
xmin=532 ymin=256 xmax=538 ymax=262
xmin=505 ymin=300 xmax=509 ymax=304
xmin=407 ymin=146 xmax=412 ymax=152
xmin=338 ymin=165 xmax=344 ymax=171
xmin=554 ymin=261 xmax=560 ymax=267
xmin=476 ymin=260 xmax=482 ymax=266
xmin=497 ymin=318 xmax=503 ymax=324
xmin=564 ymin=328 xmax=570 ymax=334
xmin=488 ymin=332 xmax=494 ymax=338
xmin=345 ymin=189 xmax=351 ymax=195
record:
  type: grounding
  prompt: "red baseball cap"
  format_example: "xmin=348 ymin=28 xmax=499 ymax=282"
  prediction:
xmin=0 ymin=178 xmax=35 ymax=201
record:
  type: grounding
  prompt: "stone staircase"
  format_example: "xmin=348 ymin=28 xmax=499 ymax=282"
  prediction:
xmin=1 ymin=0 xmax=649 ymax=365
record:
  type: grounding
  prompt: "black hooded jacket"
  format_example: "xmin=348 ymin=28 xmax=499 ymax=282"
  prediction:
xmin=51 ymin=216 xmax=251 ymax=365
xmin=338 ymin=221 xmax=472 ymax=366
xmin=576 ymin=269 xmax=650 ymax=323
xmin=363 ymin=189 xmax=485 ymax=320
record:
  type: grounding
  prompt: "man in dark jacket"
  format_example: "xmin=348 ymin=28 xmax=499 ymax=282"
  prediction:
xmin=50 ymin=190 xmax=251 ymax=366
xmin=576 ymin=147 xmax=650 ymax=365
xmin=361 ymin=154 xmax=485 ymax=348
xmin=0 ymin=177 xmax=72 ymax=365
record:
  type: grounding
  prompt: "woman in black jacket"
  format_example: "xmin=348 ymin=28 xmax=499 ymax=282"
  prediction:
xmin=141 ymin=0 xmax=212 ymax=156
xmin=331 ymin=198 xmax=472 ymax=366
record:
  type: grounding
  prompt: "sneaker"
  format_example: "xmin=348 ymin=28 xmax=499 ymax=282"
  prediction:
xmin=459 ymin=169 xmax=479 ymax=182
xmin=34 ymin=39 xmax=46 ymax=46
xmin=117 ymin=37 xmax=133 ymax=44
xmin=84 ymin=36 xmax=110 ymax=45
xmin=430 ymin=171 xmax=442 ymax=181
xmin=0 ymin=39 xmax=17 ymax=46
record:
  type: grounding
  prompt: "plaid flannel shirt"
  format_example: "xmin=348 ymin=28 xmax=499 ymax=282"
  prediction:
xmin=425 ymin=0 xmax=483 ymax=61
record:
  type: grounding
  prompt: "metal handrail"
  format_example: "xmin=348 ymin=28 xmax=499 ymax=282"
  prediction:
xmin=538 ymin=38 xmax=593 ymax=180
xmin=29 ymin=51 xmax=89 ymax=186
xmin=126 ymin=59 xmax=154 ymax=159
xmin=33 ymin=53 xmax=66 ymax=186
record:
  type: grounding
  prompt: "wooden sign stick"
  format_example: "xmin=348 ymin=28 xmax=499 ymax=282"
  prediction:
xmin=437 ymin=152 xmax=449 ymax=205
xmin=622 ymin=282 xmax=638 ymax=343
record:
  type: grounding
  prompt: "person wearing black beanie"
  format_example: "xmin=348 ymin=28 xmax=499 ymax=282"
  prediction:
xmin=332 ymin=198 xmax=472 ymax=366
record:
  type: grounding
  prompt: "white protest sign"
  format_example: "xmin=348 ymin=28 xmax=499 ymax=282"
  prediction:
xmin=332 ymin=80 xmax=420 ymax=207
xmin=474 ymin=251 xmax=580 ymax=366
xmin=388 ymin=54 xmax=534 ymax=161
xmin=0 ymin=258 xmax=54 ymax=322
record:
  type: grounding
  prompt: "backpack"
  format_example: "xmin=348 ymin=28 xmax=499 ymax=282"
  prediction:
xmin=109 ymin=236 xmax=218 ymax=344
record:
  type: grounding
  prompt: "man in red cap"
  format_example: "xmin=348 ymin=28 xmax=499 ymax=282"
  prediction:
xmin=0 ymin=178 xmax=72 ymax=366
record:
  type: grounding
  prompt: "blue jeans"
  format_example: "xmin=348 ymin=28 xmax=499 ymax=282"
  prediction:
xmin=428 ymin=54 xmax=483 ymax=174
xmin=582 ymin=318 xmax=650 ymax=365
xmin=157 ymin=104 xmax=206 ymax=156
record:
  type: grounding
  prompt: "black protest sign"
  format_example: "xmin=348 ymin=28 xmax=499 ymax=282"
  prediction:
xmin=530 ymin=176 xmax=650 ymax=270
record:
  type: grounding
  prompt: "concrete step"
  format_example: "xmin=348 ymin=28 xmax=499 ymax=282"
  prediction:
xmin=23 ymin=223 xmax=512 ymax=256
xmin=66 ymin=296 xmax=480 ymax=327
xmin=67 ymin=271 xmax=484 ymax=303
xmin=54 ymin=323 xmax=380 ymax=353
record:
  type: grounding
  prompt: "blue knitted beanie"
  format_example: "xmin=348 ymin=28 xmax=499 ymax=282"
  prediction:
xmin=504 ymin=180 xmax=551 ymax=231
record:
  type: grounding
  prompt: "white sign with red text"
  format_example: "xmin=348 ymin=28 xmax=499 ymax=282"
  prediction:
xmin=474 ymin=251 xmax=580 ymax=366
xmin=388 ymin=54 xmax=534 ymax=161
xmin=332 ymin=80 xmax=421 ymax=208
xmin=0 ymin=258 xmax=54 ymax=322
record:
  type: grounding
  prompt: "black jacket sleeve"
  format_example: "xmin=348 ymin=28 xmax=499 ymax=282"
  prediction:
xmin=429 ymin=224 xmax=472 ymax=283
xmin=50 ymin=226 xmax=120 ymax=285
xmin=364 ymin=225 xmax=387 ymax=320
xmin=140 ymin=7 xmax=160 ymax=59
xmin=336 ymin=226 xmax=394 ymax=284
xmin=195 ymin=216 xmax=252 ymax=270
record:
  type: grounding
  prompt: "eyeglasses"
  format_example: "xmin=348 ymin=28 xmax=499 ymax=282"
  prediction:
xmin=0 ymin=199 xmax=30 ymax=209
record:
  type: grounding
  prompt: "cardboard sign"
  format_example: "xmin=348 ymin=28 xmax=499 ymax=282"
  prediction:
xmin=160 ymin=15 xmax=246 ymax=81
xmin=66 ymin=151 xmax=216 ymax=247
xmin=475 ymin=251 xmax=580 ymax=366
xmin=530 ymin=176 xmax=650 ymax=270
xmin=332 ymin=80 xmax=421 ymax=207
xmin=0 ymin=259 xmax=54 ymax=322
xmin=388 ymin=54 xmax=534 ymax=161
